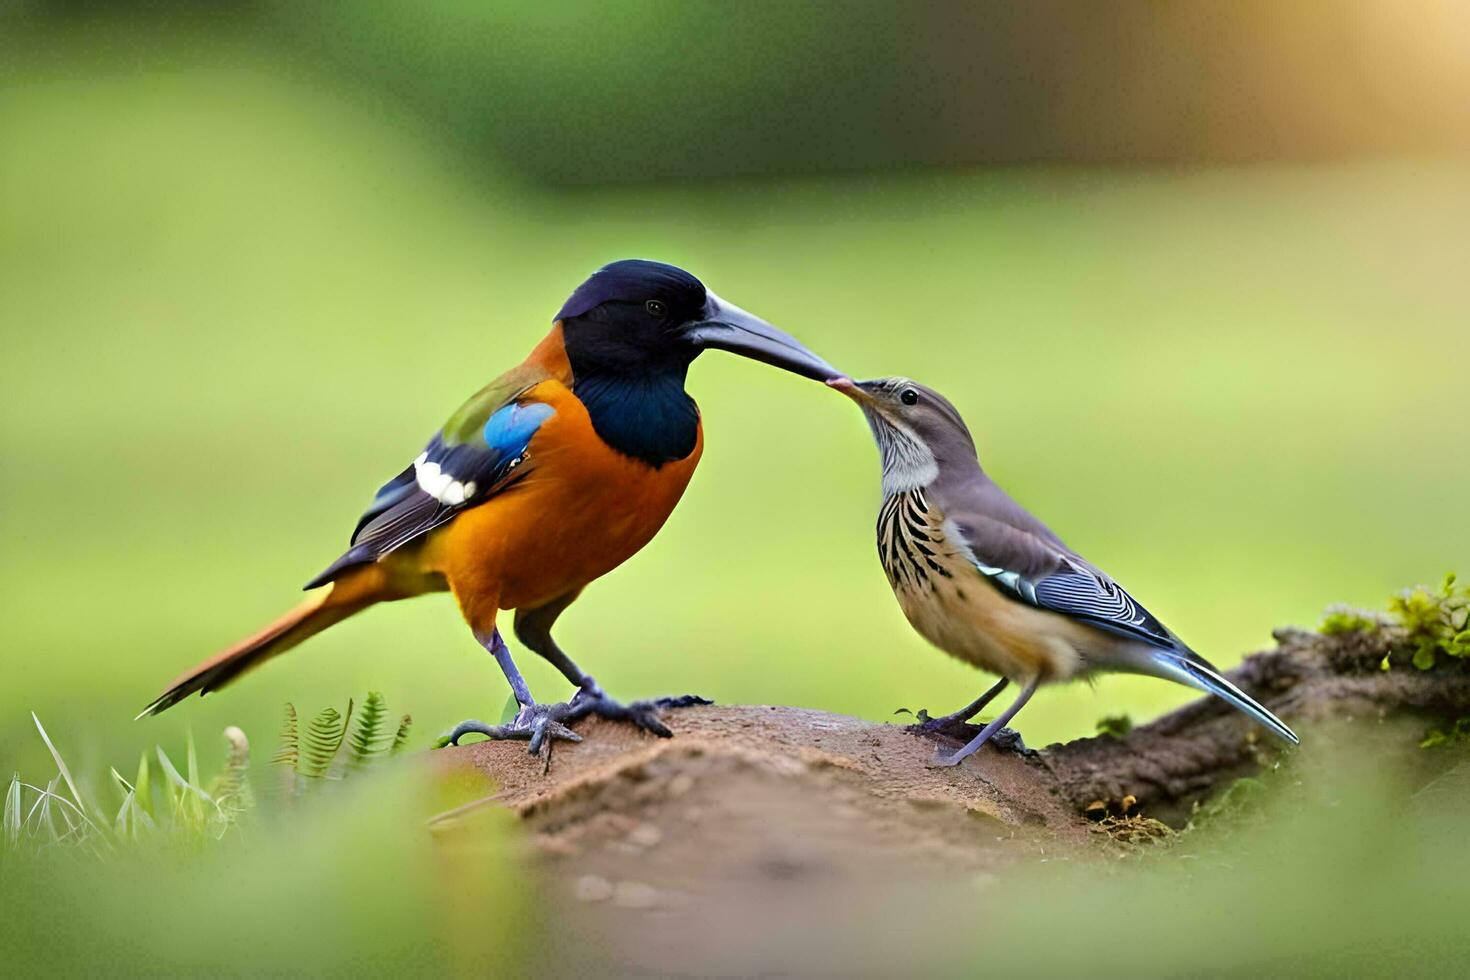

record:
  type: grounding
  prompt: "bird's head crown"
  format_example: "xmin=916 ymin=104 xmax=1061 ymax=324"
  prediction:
xmin=556 ymin=259 xmax=707 ymax=324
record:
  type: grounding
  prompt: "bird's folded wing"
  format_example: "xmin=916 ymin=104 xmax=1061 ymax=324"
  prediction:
xmin=304 ymin=368 xmax=559 ymax=589
xmin=938 ymin=482 xmax=1179 ymax=651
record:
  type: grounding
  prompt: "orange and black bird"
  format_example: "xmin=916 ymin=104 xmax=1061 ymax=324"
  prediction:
xmin=141 ymin=260 xmax=840 ymax=753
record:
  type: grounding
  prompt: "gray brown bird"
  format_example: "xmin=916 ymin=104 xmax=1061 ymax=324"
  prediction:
xmin=830 ymin=376 xmax=1298 ymax=766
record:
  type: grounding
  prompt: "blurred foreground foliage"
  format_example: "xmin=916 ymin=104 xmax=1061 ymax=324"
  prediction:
xmin=945 ymin=730 xmax=1470 ymax=976
xmin=1 ymin=703 xmax=523 ymax=975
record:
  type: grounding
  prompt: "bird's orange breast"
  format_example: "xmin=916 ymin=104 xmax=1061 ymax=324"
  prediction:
xmin=425 ymin=379 xmax=703 ymax=626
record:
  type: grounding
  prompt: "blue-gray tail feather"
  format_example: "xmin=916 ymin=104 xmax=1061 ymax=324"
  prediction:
xmin=1138 ymin=648 xmax=1300 ymax=745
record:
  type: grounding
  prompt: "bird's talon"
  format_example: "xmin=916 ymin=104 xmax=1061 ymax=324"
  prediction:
xmin=568 ymin=690 xmax=709 ymax=738
xmin=909 ymin=714 xmax=980 ymax=742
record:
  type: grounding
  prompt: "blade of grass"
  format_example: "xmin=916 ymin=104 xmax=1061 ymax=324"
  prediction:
xmin=37 ymin=775 xmax=60 ymax=842
xmin=32 ymin=712 xmax=91 ymax=819
xmin=110 ymin=767 xmax=135 ymax=796
xmin=4 ymin=773 xmax=21 ymax=846
xmin=157 ymin=745 xmax=208 ymax=832
xmin=135 ymin=752 xmax=153 ymax=818
xmin=186 ymin=727 xmax=201 ymax=790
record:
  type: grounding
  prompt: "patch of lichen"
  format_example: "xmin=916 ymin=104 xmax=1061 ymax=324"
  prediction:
xmin=1320 ymin=572 xmax=1470 ymax=671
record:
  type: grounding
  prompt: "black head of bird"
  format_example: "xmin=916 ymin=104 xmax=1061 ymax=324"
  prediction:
xmin=550 ymin=259 xmax=840 ymax=467
xmin=557 ymin=259 xmax=839 ymax=382
xmin=829 ymin=374 xmax=1299 ymax=767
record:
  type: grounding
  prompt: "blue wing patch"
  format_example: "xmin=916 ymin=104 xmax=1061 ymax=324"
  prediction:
xmin=484 ymin=402 xmax=555 ymax=455
xmin=304 ymin=401 xmax=555 ymax=589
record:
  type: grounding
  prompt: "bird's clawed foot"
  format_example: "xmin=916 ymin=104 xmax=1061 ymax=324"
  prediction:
xmin=435 ymin=685 xmax=712 ymax=759
xmin=566 ymin=685 xmax=713 ymax=739
xmin=926 ymin=726 xmax=1030 ymax=768
xmin=437 ymin=702 xmax=584 ymax=755
xmin=904 ymin=707 xmax=984 ymax=743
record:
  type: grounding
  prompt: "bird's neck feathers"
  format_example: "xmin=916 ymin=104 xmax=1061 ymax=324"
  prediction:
xmin=571 ymin=366 xmax=699 ymax=468
xmin=532 ymin=319 xmax=699 ymax=467
xmin=868 ymin=416 xmax=940 ymax=495
xmin=868 ymin=414 xmax=988 ymax=498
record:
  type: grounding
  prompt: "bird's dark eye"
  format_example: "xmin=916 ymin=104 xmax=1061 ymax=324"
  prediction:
xmin=900 ymin=388 xmax=920 ymax=406
xmin=645 ymin=299 xmax=668 ymax=317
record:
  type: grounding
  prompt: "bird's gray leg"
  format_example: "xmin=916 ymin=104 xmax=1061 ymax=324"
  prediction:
xmin=912 ymin=677 xmax=1010 ymax=738
xmin=513 ymin=595 xmax=712 ymax=738
xmin=513 ymin=592 xmax=602 ymax=695
xmin=439 ymin=628 xmax=582 ymax=755
xmin=932 ymin=676 xmax=1040 ymax=768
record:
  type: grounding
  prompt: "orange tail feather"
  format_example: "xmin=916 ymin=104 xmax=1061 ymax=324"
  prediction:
xmin=138 ymin=574 xmax=379 ymax=718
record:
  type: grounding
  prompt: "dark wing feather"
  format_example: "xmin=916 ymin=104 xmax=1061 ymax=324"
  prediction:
xmin=1027 ymin=561 xmax=1176 ymax=649
xmin=304 ymin=397 xmax=555 ymax=589
xmin=931 ymin=468 xmax=1181 ymax=651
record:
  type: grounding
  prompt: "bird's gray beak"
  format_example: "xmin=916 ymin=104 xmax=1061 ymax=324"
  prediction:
xmin=683 ymin=292 xmax=840 ymax=382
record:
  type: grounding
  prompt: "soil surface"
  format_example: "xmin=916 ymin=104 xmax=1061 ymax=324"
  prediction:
xmin=435 ymin=705 xmax=1085 ymax=975
xmin=427 ymin=626 xmax=1470 ymax=975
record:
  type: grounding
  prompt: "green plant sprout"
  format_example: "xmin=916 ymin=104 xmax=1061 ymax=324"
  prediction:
xmin=1419 ymin=718 xmax=1470 ymax=749
xmin=1095 ymin=714 xmax=1134 ymax=740
xmin=1319 ymin=572 xmax=1470 ymax=671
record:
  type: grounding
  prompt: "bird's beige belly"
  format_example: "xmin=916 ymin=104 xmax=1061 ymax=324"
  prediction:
xmin=877 ymin=487 xmax=1086 ymax=682
xmin=894 ymin=576 xmax=1082 ymax=682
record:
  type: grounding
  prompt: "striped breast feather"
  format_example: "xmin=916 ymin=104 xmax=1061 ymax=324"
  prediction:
xmin=303 ymin=400 xmax=554 ymax=589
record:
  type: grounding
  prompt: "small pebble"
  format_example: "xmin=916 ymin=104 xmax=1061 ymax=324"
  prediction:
xmin=574 ymin=875 xmax=613 ymax=903
xmin=613 ymin=880 xmax=659 ymax=909
xmin=628 ymin=822 xmax=663 ymax=848
xmin=667 ymin=773 xmax=695 ymax=797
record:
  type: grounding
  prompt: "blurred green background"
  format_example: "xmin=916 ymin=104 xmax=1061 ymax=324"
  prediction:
xmin=2 ymin=1 xmax=1468 ymax=783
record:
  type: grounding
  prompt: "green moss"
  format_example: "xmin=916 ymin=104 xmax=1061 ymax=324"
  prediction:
xmin=1420 ymin=717 xmax=1470 ymax=749
xmin=1319 ymin=604 xmax=1385 ymax=636
xmin=1095 ymin=714 xmax=1134 ymax=740
xmin=1321 ymin=572 xmax=1470 ymax=671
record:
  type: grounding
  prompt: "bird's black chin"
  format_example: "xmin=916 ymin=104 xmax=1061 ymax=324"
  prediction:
xmin=683 ymin=293 xmax=840 ymax=383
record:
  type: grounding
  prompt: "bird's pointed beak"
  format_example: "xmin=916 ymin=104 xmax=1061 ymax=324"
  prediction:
xmin=683 ymin=292 xmax=840 ymax=382
xmin=826 ymin=376 xmax=875 ymax=405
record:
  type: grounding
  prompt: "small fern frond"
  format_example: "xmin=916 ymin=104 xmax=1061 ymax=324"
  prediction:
xmin=210 ymin=726 xmax=251 ymax=806
xmin=391 ymin=714 xmax=413 ymax=755
xmin=348 ymin=691 xmax=389 ymax=767
xmin=271 ymin=703 xmax=299 ymax=768
xmin=299 ymin=702 xmax=351 ymax=779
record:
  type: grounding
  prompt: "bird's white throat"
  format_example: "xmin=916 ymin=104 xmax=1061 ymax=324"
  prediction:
xmin=867 ymin=413 xmax=939 ymax=495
